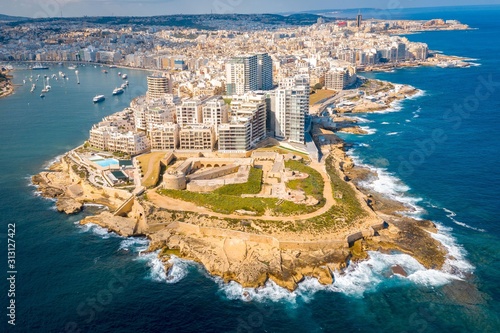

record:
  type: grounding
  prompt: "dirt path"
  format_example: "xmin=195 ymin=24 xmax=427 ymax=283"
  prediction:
xmin=146 ymin=159 xmax=337 ymax=222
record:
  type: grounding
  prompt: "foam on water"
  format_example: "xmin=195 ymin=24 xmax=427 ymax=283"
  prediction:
xmin=406 ymin=89 xmax=426 ymax=100
xmin=349 ymin=153 xmax=424 ymax=215
xmin=119 ymin=237 xmax=150 ymax=253
xmin=351 ymin=116 xmax=373 ymax=124
xmin=216 ymin=279 xmax=297 ymax=304
xmin=359 ymin=126 xmax=377 ymax=135
xmin=443 ymin=208 xmax=486 ymax=233
xmin=42 ymin=154 xmax=63 ymax=169
xmin=215 ymin=251 xmax=465 ymax=303
xmin=138 ymin=253 xmax=191 ymax=284
xmin=76 ymin=222 xmax=117 ymax=239
xmin=430 ymin=225 xmax=475 ymax=278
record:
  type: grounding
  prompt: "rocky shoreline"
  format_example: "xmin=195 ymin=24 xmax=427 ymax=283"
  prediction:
xmin=32 ymin=137 xmax=448 ymax=291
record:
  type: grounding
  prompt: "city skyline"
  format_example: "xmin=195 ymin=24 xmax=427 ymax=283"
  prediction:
xmin=2 ymin=0 xmax=499 ymax=18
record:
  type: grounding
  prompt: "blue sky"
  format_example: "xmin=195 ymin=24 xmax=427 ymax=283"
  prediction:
xmin=3 ymin=0 xmax=500 ymax=18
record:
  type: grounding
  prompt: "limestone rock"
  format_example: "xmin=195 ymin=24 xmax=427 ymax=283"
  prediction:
xmin=56 ymin=198 xmax=83 ymax=214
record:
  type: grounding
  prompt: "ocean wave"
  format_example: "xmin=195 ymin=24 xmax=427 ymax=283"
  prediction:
xmin=406 ymin=89 xmax=426 ymax=100
xmin=42 ymin=154 xmax=64 ymax=169
xmin=357 ymin=143 xmax=370 ymax=148
xmin=443 ymin=208 xmax=486 ymax=233
xmin=359 ymin=126 xmax=377 ymax=135
xmin=138 ymin=253 xmax=191 ymax=284
xmin=349 ymin=154 xmax=424 ymax=215
xmin=216 ymin=279 xmax=297 ymax=304
xmin=119 ymin=237 xmax=150 ymax=253
xmin=216 ymin=251 xmax=463 ymax=302
xmin=350 ymin=116 xmax=374 ymax=124
xmin=76 ymin=222 xmax=118 ymax=239
xmin=374 ymin=102 xmax=403 ymax=114
xmin=430 ymin=225 xmax=475 ymax=278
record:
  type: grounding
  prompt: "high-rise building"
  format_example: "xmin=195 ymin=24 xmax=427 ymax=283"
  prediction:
xmin=147 ymin=75 xmax=172 ymax=100
xmin=202 ymin=97 xmax=229 ymax=134
xmin=229 ymin=94 xmax=268 ymax=148
xmin=357 ymin=13 xmax=363 ymax=29
xmin=270 ymin=74 xmax=310 ymax=144
xmin=257 ymin=53 xmax=273 ymax=91
xmin=226 ymin=53 xmax=273 ymax=95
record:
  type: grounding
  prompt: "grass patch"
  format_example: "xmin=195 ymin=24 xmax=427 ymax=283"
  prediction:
xmin=214 ymin=168 xmax=263 ymax=196
xmin=310 ymin=89 xmax=336 ymax=105
xmin=299 ymin=156 xmax=367 ymax=231
xmin=157 ymin=189 xmax=321 ymax=216
xmin=285 ymin=160 xmax=324 ymax=201
xmin=137 ymin=152 xmax=166 ymax=188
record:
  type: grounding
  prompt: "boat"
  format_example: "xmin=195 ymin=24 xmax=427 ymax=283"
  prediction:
xmin=102 ymin=70 xmax=108 ymax=74
xmin=30 ymin=84 xmax=36 ymax=93
xmin=121 ymin=74 xmax=128 ymax=79
xmin=118 ymin=72 xmax=121 ymax=76
xmin=32 ymin=63 xmax=49 ymax=70
xmin=112 ymin=87 xmax=124 ymax=95
xmin=40 ymin=93 xmax=45 ymax=98
xmin=93 ymin=95 xmax=105 ymax=103
xmin=109 ymin=65 xmax=117 ymax=68
xmin=41 ymin=88 xmax=49 ymax=93
xmin=120 ymin=83 xmax=128 ymax=89
xmin=67 ymin=65 xmax=76 ymax=70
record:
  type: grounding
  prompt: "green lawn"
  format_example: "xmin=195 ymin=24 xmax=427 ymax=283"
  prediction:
xmin=285 ymin=160 xmax=324 ymax=201
xmin=214 ymin=168 xmax=263 ymax=196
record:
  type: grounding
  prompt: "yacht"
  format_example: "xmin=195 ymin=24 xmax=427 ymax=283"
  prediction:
xmin=67 ymin=65 xmax=76 ymax=70
xmin=93 ymin=95 xmax=105 ymax=103
xmin=112 ymin=87 xmax=124 ymax=95
xmin=120 ymin=83 xmax=128 ymax=89
xmin=32 ymin=63 xmax=49 ymax=70
xmin=121 ymin=74 xmax=128 ymax=79
xmin=30 ymin=84 xmax=36 ymax=93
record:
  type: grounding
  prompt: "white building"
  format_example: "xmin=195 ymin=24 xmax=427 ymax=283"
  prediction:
xmin=176 ymin=98 xmax=204 ymax=127
xmin=149 ymin=123 xmax=180 ymax=151
xmin=147 ymin=74 xmax=173 ymax=100
xmin=271 ymin=75 xmax=310 ymax=144
xmin=89 ymin=126 xmax=150 ymax=155
xmin=202 ymin=97 xmax=229 ymax=134
xmin=179 ymin=124 xmax=215 ymax=151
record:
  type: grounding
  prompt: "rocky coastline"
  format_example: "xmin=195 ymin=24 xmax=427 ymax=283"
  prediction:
xmin=32 ymin=135 xmax=447 ymax=291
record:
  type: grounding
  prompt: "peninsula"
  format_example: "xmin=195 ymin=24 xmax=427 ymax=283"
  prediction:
xmin=32 ymin=76 xmax=445 ymax=291
xmin=26 ymin=14 xmax=473 ymax=291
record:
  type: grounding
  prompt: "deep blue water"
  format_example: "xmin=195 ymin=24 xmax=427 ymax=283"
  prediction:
xmin=1 ymin=6 xmax=500 ymax=332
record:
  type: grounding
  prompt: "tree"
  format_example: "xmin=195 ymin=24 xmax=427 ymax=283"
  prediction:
xmin=313 ymin=83 xmax=323 ymax=90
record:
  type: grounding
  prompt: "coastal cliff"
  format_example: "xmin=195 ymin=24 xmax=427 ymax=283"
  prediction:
xmin=32 ymin=142 xmax=447 ymax=291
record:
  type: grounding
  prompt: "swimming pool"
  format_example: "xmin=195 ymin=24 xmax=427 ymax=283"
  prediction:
xmin=94 ymin=158 xmax=119 ymax=168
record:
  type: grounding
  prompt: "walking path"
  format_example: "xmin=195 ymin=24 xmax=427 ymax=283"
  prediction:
xmin=146 ymin=159 xmax=337 ymax=222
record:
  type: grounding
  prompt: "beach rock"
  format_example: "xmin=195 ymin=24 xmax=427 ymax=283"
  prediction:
xmin=338 ymin=126 xmax=369 ymax=135
xmin=391 ymin=265 xmax=408 ymax=277
xmin=56 ymin=198 xmax=83 ymax=214
xmin=81 ymin=212 xmax=138 ymax=237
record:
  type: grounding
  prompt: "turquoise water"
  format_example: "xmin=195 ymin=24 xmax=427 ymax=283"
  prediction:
xmin=0 ymin=6 xmax=499 ymax=332
xmin=94 ymin=159 xmax=120 ymax=168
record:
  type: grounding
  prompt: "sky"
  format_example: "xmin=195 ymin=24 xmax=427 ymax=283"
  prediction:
xmin=3 ymin=0 xmax=500 ymax=18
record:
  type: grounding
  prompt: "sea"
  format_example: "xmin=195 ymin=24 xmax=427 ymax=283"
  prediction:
xmin=0 ymin=5 xmax=499 ymax=332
